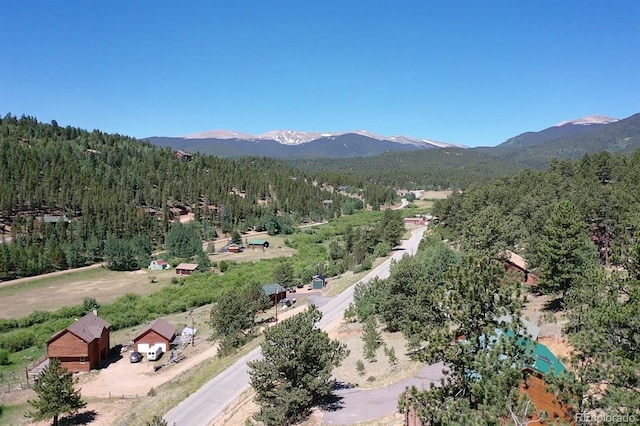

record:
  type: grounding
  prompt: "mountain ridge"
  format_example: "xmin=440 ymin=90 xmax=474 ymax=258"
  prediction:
xmin=177 ymin=128 xmax=463 ymax=148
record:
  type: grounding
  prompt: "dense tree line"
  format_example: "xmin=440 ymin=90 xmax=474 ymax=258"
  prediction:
xmin=0 ymin=114 xmax=384 ymax=280
xmin=379 ymin=150 xmax=640 ymax=421
xmin=286 ymin=148 xmax=521 ymax=190
xmin=434 ymin=151 xmax=640 ymax=292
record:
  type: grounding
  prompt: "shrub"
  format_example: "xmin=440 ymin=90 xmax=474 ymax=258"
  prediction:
xmin=0 ymin=349 xmax=10 ymax=365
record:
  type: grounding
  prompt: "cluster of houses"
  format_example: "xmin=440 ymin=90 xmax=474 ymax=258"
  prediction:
xmin=40 ymin=277 xmax=306 ymax=374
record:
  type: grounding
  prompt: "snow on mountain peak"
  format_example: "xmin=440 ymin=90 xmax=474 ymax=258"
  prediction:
xmin=178 ymin=128 xmax=464 ymax=148
xmin=554 ymin=115 xmax=619 ymax=127
xmin=179 ymin=129 xmax=255 ymax=140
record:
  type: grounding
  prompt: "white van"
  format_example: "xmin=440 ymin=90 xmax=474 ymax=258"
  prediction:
xmin=147 ymin=345 xmax=164 ymax=361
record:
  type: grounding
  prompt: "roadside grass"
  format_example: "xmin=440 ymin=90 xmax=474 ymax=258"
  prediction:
xmin=324 ymin=257 xmax=388 ymax=297
xmin=0 ymin=402 xmax=29 ymax=425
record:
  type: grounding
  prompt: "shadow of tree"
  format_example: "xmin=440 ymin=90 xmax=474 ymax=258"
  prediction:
xmin=321 ymin=393 xmax=345 ymax=412
xmin=59 ymin=410 xmax=98 ymax=425
xmin=543 ymin=297 xmax=564 ymax=312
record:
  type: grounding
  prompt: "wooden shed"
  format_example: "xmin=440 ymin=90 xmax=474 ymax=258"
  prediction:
xmin=262 ymin=283 xmax=287 ymax=306
xmin=175 ymin=263 xmax=199 ymax=275
xmin=133 ymin=318 xmax=177 ymax=353
xmin=312 ymin=274 xmax=326 ymax=290
xmin=248 ymin=239 xmax=270 ymax=249
xmin=227 ymin=243 xmax=243 ymax=253
xmin=47 ymin=312 xmax=111 ymax=373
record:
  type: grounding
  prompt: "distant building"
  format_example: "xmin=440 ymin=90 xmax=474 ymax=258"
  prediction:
xmin=149 ymin=259 xmax=170 ymax=270
xmin=499 ymin=250 xmax=537 ymax=285
xmin=404 ymin=217 xmax=425 ymax=226
xmin=175 ymin=150 xmax=193 ymax=161
xmin=175 ymin=263 xmax=199 ymax=275
xmin=248 ymin=239 xmax=269 ymax=249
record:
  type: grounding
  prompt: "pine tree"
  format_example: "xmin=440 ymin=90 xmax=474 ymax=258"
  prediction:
xmin=533 ymin=200 xmax=596 ymax=299
xmin=248 ymin=306 xmax=349 ymax=425
xmin=362 ymin=317 xmax=382 ymax=362
xmin=26 ymin=358 xmax=87 ymax=426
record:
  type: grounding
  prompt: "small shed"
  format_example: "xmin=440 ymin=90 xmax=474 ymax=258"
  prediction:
xmin=133 ymin=318 xmax=177 ymax=353
xmin=175 ymin=263 xmax=199 ymax=275
xmin=227 ymin=243 xmax=243 ymax=253
xmin=149 ymin=259 xmax=170 ymax=270
xmin=262 ymin=283 xmax=287 ymax=305
xmin=312 ymin=274 xmax=326 ymax=290
xmin=404 ymin=217 xmax=425 ymax=226
xmin=248 ymin=239 xmax=270 ymax=249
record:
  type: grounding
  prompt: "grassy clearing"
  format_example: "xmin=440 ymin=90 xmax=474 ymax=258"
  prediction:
xmin=0 ymin=267 xmax=174 ymax=319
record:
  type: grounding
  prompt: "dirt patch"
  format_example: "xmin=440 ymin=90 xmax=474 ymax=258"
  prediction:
xmin=420 ymin=190 xmax=452 ymax=200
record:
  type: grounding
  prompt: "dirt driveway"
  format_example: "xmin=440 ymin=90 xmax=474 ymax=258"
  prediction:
xmin=79 ymin=341 xmax=219 ymax=398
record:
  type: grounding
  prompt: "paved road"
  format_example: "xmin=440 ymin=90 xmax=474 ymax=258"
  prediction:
xmin=164 ymin=226 xmax=428 ymax=426
xmin=323 ymin=362 xmax=445 ymax=425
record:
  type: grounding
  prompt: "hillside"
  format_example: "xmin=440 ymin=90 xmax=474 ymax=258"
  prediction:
xmin=0 ymin=114 xmax=398 ymax=280
xmin=478 ymin=113 xmax=640 ymax=168
xmin=287 ymin=148 xmax=522 ymax=190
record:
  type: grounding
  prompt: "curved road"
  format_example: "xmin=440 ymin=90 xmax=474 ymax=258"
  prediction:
xmin=164 ymin=226 xmax=428 ymax=426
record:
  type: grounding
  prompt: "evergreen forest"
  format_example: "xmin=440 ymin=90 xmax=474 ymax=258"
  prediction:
xmin=0 ymin=114 xmax=398 ymax=280
xmin=349 ymin=150 xmax=640 ymax=422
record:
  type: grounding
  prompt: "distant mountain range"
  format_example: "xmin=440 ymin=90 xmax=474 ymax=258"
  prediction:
xmin=146 ymin=130 xmax=464 ymax=159
xmin=481 ymin=113 xmax=640 ymax=168
xmin=145 ymin=113 xmax=640 ymax=165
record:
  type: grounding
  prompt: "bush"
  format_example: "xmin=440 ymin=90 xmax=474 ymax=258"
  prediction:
xmin=0 ymin=349 xmax=10 ymax=365
xmin=218 ymin=260 xmax=228 ymax=273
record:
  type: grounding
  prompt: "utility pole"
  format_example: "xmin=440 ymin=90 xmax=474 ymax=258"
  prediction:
xmin=189 ymin=311 xmax=195 ymax=346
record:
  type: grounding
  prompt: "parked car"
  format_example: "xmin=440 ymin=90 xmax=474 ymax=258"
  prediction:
xmin=147 ymin=345 xmax=164 ymax=361
xmin=280 ymin=298 xmax=296 ymax=308
xmin=130 ymin=351 xmax=143 ymax=363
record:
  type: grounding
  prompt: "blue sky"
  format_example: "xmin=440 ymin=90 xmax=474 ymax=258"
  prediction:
xmin=1 ymin=1 xmax=638 ymax=147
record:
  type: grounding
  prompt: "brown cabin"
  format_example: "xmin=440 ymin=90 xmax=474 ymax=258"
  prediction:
xmin=500 ymin=250 xmax=537 ymax=285
xmin=175 ymin=263 xmax=199 ymax=275
xmin=133 ymin=318 xmax=177 ymax=353
xmin=47 ymin=311 xmax=111 ymax=373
